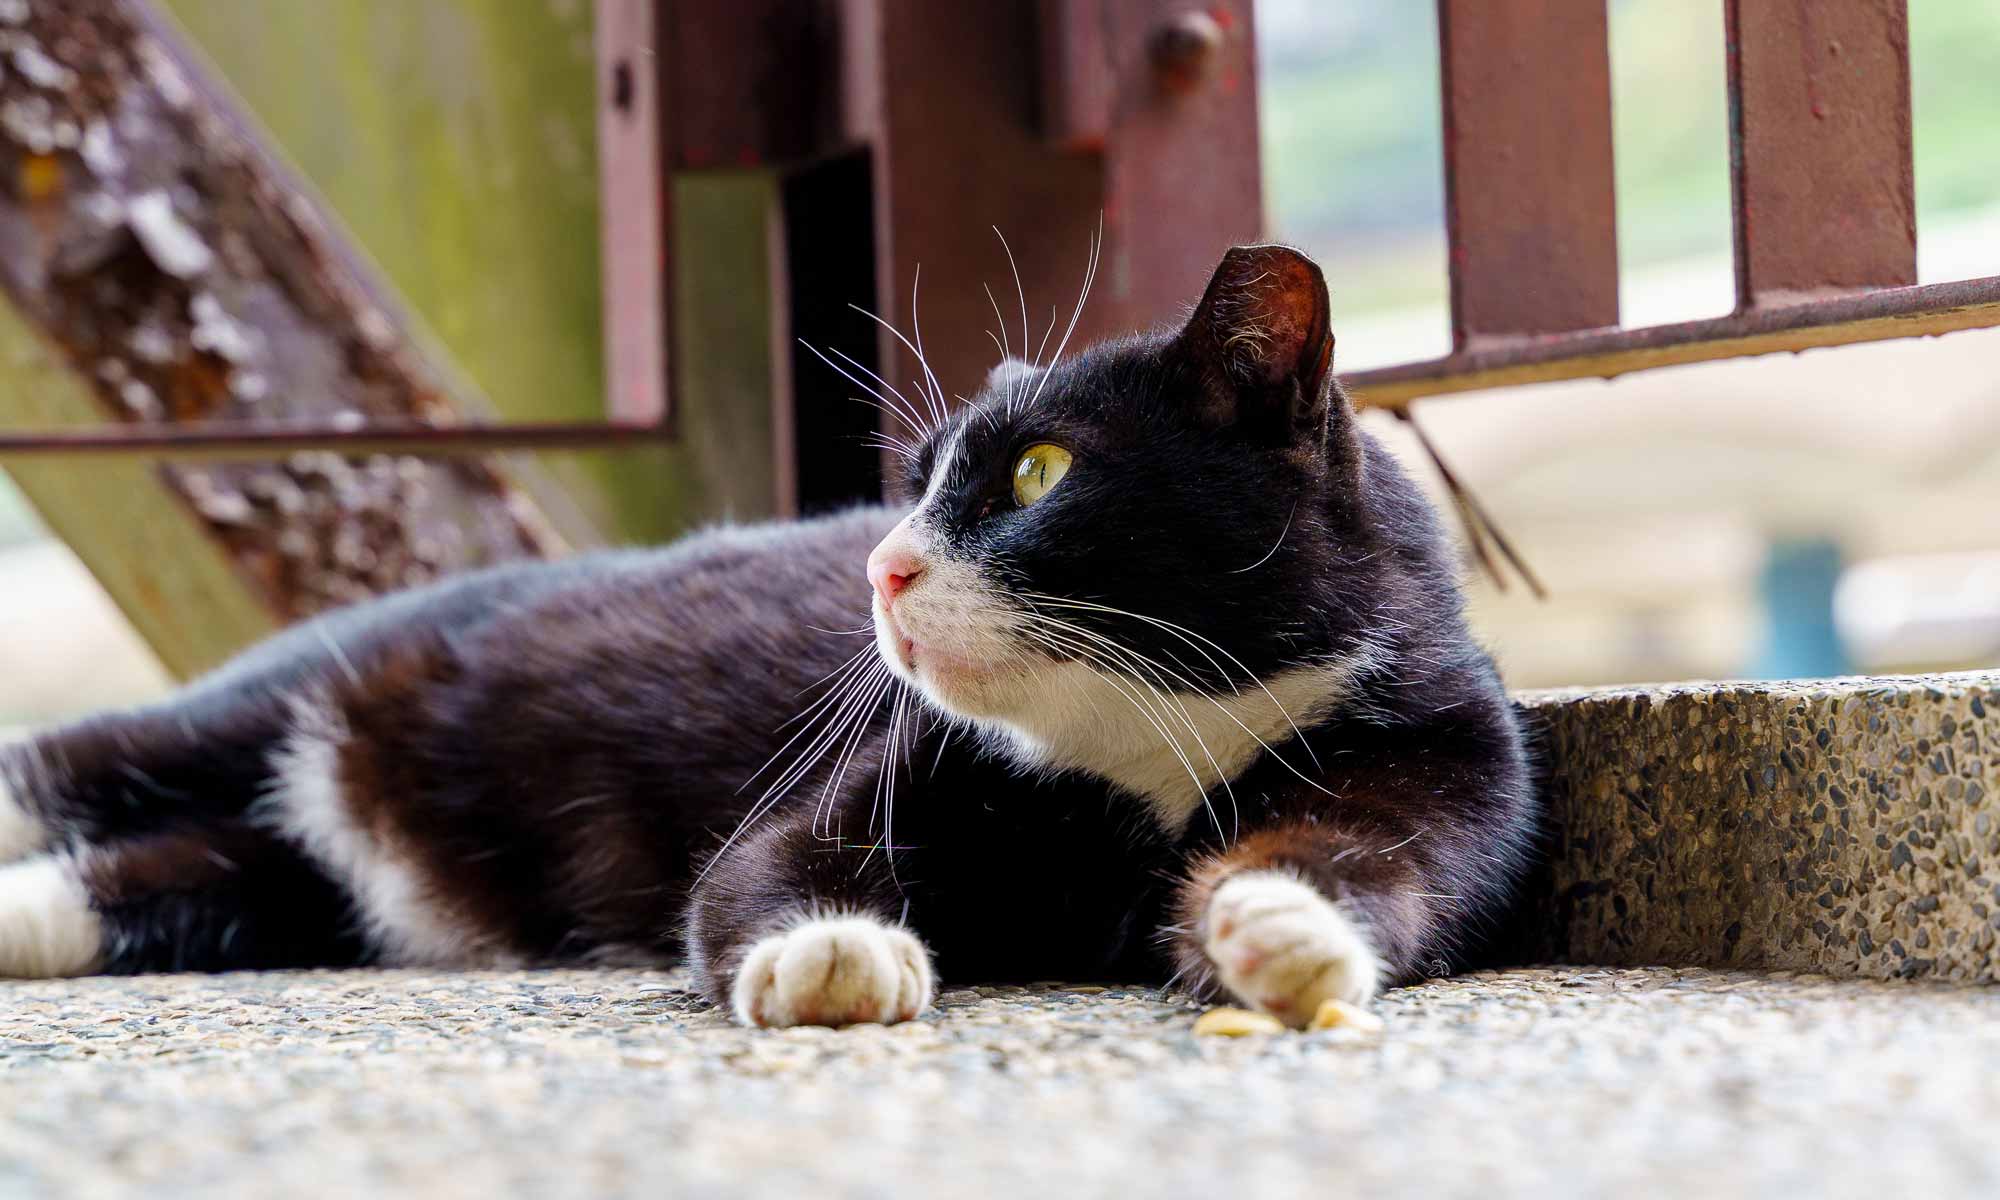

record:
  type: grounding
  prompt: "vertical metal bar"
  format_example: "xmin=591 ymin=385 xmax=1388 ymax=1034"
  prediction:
xmin=1725 ymin=0 xmax=1915 ymax=307
xmin=1038 ymin=0 xmax=1111 ymax=149
xmin=665 ymin=0 xmax=839 ymax=169
xmin=1438 ymin=0 xmax=1620 ymax=345
xmin=595 ymin=0 xmax=673 ymax=429
xmin=1099 ymin=0 xmax=1263 ymax=316
xmin=863 ymin=0 xmax=1260 ymax=429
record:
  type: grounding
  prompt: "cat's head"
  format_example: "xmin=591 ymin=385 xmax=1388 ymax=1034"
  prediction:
xmin=865 ymin=244 xmax=1381 ymax=773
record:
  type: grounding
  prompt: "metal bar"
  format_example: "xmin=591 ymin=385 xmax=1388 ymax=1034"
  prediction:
xmin=0 ymin=421 xmax=678 ymax=461
xmin=1725 ymin=0 xmax=1915 ymax=307
xmin=595 ymin=0 xmax=673 ymax=429
xmin=1345 ymin=275 xmax=2000 ymax=409
xmin=1037 ymin=0 xmax=1111 ymax=149
xmin=664 ymin=0 xmax=841 ymax=168
xmin=1437 ymin=0 xmax=1620 ymax=343
xmin=865 ymin=0 xmax=1259 ymax=421
xmin=15 ymin=272 xmax=1990 ymax=453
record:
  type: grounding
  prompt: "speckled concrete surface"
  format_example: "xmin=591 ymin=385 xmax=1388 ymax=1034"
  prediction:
xmin=1520 ymin=671 xmax=2000 ymax=981
xmin=3 ymin=966 xmax=1997 ymax=1198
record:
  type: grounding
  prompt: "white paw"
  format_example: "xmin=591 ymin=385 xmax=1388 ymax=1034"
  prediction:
xmin=1204 ymin=871 xmax=1379 ymax=1028
xmin=731 ymin=914 xmax=933 ymax=1028
xmin=0 ymin=856 xmax=102 ymax=978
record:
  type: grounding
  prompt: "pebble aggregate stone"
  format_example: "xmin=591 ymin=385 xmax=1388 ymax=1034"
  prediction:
xmin=1519 ymin=671 xmax=2000 ymax=981
xmin=3 ymin=966 xmax=1997 ymax=1198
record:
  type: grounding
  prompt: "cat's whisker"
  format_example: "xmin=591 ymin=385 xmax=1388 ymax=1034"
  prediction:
xmin=752 ymin=661 xmax=887 ymax=818
xmin=860 ymin=683 xmax=913 ymax=881
xmin=1026 ymin=618 xmax=1238 ymax=842
xmin=814 ymin=666 xmax=897 ymax=842
xmin=1025 ymin=623 xmax=1230 ymax=843
xmin=823 ymin=344 xmax=931 ymax=439
xmin=908 ymin=265 xmax=950 ymax=426
xmin=983 ymin=282 xmax=1012 ymax=363
xmin=1032 ymin=302 xmax=1060 ymax=375
xmin=806 ymin=670 xmax=892 ymax=845
xmin=808 ymin=662 xmax=894 ymax=821
xmin=701 ymin=658 xmax=891 ymax=884
xmin=1021 ymin=602 xmax=1335 ymax=804
xmin=803 ymin=621 xmax=877 ymax=638
xmin=1023 ymin=592 xmax=1327 ymax=776
xmin=993 ymin=226 xmax=1031 ymax=398
xmin=847 ymin=301 xmax=948 ymax=438
xmin=860 ymin=437 xmax=920 ymax=465
xmin=799 ymin=340 xmax=930 ymax=438
xmin=785 ymin=643 xmax=877 ymax=713
xmin=1024 ymin=218 xmax=1103 ymax=412
xmin=1231 ymin=500 xmax=1298 ymax=575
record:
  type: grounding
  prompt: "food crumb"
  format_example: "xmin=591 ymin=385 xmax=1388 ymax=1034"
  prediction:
xmin=1309 ymin=998 xmax=1385 ymax=1033
xmin=1192 ymin=1007 xmax=1286 ymax=1037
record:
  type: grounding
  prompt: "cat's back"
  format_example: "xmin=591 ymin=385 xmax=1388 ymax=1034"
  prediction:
xmin=180 ymin=504 xmax=900 ymax=719
xmin=472 ymin=504 xmax=897 ymax=671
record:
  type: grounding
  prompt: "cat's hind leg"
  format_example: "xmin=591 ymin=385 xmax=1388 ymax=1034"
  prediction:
xmin=0 ymin=762 xmax=47 ymax=864
xmin=0 ymin=825 xmax=367 ymax=978
xmin=0 ymin=694 xmax=293 ymax=861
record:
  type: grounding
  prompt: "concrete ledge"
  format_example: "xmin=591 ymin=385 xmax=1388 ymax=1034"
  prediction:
xmin=1513 ymin=671 xmax=2000 ymax=981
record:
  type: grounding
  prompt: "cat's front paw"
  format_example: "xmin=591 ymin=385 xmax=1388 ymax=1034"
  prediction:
xmin=731 ymin=914 xmax=933 ymax=1028
xmin=1203 ymin=871 xmax=1379 ymax=1028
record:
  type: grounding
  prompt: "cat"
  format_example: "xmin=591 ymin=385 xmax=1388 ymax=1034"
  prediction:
xmin=0 ymin=244 xmax=1535 ymax=1028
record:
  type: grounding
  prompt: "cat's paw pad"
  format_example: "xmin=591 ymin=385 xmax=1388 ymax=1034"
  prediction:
xmin=1203 ymin=871 xmax=1379 ymax=1028
xmin=732 ymin=914 xmax=933 ymax=1028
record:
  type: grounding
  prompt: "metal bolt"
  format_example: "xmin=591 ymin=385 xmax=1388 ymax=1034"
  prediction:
xmin=1152 ymin=10 xmax=1225 ymax=95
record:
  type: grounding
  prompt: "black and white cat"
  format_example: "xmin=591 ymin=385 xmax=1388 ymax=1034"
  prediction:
xmin=0 ymin=245 xmax=1535 ymax=1027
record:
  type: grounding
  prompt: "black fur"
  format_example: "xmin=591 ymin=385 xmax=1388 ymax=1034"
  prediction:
xmin=0 ymin=245 xmax=1536 ymax=1018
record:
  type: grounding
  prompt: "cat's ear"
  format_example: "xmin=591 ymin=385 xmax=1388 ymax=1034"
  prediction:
xmin=983 ymin=357 xmax=1037 ymax=398
xmin=1175 ymin=245 xmax=1338 ymax=444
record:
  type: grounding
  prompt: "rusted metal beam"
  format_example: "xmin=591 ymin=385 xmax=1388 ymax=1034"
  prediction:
xmin=595 ymin=0 xmax=673 ymax=429
xmin=0 ymin=421 xmax=677 ymax=460
xmin=1037 ymin=0 xmax=1110 ymax=149
xmin=1345 ymin=275 xmax=2000 ymax=409
xmin=0 ymin=0 xmax=568 ymax=659
xmin=1726 ymin=0 xmax=1916 ymax=307
xmin=664 ymin=0 xmax=843 ymax=169
xmin=1437 ymin=0 xmax=1620 ymax=344
xmin=865 ymin=0 xmax=1261 ymax=431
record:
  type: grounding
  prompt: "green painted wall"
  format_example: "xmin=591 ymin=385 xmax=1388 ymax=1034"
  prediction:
xmin=162 ymin=0 xmax=771 ymax=544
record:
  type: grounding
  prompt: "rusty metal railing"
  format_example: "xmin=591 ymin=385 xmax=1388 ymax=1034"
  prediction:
xmin=1345 ymin=0 xmax=1997 ymax=409
xmin=0 ymin=0 xmax=1990 ymax=471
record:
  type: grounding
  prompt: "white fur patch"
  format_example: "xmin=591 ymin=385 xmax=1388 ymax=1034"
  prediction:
xmin=732 ymin=912 xmax=933 ymax=1028
xmin=261 ymin=699 xmax=507 ymax=967
xmin=0 ymin=855 xmax=102 ymax=978
xmin=0 ymin=774 xmax=46 ymax=864
xmin=1204 ymin=870 xmax=1379 ymax=1027
xmin=994 ymin=653 xmax=1379 ymax=834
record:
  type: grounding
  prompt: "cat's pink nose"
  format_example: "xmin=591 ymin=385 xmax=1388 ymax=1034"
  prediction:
xmin=867 ymin=547 xmax=923 ymax=608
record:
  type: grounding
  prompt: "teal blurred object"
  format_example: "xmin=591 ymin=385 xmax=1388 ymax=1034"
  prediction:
xmin=1751 ymin=538 xmax=1853 ymax=679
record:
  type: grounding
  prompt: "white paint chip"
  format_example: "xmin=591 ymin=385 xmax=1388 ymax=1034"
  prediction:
xmin=12 ymin=45 xmax=75 ymax=91
xmin=79 ymin=119 xmax=122 ymax=177
xmin=127 ymin=191 xmax=214 ymax=280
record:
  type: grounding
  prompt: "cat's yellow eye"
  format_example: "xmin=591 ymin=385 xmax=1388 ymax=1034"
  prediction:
xmin=1012 ymin=443 xmax=1072 ymax=507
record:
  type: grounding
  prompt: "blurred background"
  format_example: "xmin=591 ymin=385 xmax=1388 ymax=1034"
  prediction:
xmin=2 ymin=0 xmax=1997 ymax=727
